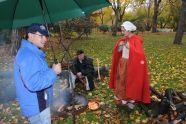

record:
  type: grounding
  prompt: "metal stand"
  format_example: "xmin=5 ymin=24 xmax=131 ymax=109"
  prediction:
xmin=58 ymin=22 xmax=72 ymax=63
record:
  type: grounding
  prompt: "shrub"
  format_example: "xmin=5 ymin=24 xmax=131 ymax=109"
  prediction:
xmin=58 ymin=17 xmax=95 ymax=39
xmin=99 ymin=25 xmax=109 ymax=33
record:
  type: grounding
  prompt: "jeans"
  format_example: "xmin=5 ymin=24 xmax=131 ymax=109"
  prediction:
xmin=28 ymin=107 xmax=51 ymax=124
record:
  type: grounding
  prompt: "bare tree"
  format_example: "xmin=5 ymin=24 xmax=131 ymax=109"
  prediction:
xmin=152 ymin=0 xmax=162 ymax=32
xmin=98 ymin=9 xmax=105 ymax=24
xmin=143 ymin=0 xmax=153 ymax=31
xmin=173 ymin=0 xmax=186 ymax=44
xmin=110 ymin=0 xmax=129 ymax=36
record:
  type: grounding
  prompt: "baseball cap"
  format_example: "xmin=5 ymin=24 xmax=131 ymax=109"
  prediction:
xmin=27 ymin=23 xmax=49 ymax=36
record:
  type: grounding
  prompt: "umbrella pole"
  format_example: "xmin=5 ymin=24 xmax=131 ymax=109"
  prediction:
xmin=40 ymin=0 xmax=72 ymax=64
xmin=39 ymin=0 xmax=58 ymax=63
xmin=43 ymin=21 xmax=58 ymax=64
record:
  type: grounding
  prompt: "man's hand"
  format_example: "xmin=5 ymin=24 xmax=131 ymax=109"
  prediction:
xmin=76 ymin=72 xmax=83 ymax=78
xmin=52 ymin=63 xmax=62 ymax=75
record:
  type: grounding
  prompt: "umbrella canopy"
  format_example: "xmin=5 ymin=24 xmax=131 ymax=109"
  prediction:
xmin=0 ymin=0 xmax=110 ymax=29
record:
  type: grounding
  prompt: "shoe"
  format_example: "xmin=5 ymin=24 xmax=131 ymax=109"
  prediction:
xmin=121 ymin=100 xmax=127 ymax=105
xmin=114 ymin=96 xmax=119 ymax=100
xmin=128 ymin=100 xmax=135 ymax=103
xmin=127 ymin=102 xmax=135 ymax=109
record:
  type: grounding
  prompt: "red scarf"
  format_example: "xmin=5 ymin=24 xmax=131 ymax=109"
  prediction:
xmin=109 ymin=35 xmax=150 ymax=103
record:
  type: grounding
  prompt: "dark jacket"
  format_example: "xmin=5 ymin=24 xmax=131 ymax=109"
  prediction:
xmin=71 ymin=56 xmax=95 ymax=90
xmin=71 ymin=56 xmax=94 ymax=77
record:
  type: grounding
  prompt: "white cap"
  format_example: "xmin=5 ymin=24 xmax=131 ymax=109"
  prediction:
xmin=121 ymin=21 xmax=137 ymax=31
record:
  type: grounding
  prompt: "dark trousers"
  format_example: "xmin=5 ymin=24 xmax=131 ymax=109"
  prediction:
xmin=75 ymin=75 xmax=95 ymax=91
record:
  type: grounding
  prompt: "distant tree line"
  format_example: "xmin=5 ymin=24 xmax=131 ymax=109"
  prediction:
xmin=97 ymin=0 xmax=185 ymax=44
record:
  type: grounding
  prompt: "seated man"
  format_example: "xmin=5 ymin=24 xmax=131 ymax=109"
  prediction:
xmin=71 ymin=49 xmax=95 ymax=91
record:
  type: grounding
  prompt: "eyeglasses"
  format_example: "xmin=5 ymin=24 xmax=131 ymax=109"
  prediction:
xmin=31 ymin=33 xmax=46 ymax=38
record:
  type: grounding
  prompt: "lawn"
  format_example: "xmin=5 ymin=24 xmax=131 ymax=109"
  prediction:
xmin=58 ymin=32 xmax=186 ymax=92
xmin=0 ymin=32 xmax=185 ymax=123
xmin=48 ymin=32 xmax=186 ymax=123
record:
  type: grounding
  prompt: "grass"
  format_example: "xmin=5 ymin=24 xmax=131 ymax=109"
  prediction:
xmin=0 ymin=31 xmax=185 ymax=123
xmin=49 ymin=32 xmax=186 ymax=123
xmin=68 ymin=32 xmax=186 ymax=92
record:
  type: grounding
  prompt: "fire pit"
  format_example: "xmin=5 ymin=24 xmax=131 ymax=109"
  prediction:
xmin=52 ymin=104 xmax=87 ymax=120
xmin=52 ymin=105 xmax=87 ymax=118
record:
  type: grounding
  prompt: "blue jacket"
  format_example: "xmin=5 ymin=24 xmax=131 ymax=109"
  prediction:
xmin=14 ymin=39 xmax=57 ymax=117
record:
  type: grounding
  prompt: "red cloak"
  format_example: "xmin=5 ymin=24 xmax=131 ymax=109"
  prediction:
xmin=109 ymin=35 xmax=150 ymax=103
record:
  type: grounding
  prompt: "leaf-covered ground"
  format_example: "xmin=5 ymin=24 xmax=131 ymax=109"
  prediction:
xmin=0 ymin=32 xmax=185 ymax=123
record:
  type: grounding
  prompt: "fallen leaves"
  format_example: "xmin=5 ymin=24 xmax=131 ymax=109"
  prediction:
xmin=0 ymin=32 xmax=186 ymax=123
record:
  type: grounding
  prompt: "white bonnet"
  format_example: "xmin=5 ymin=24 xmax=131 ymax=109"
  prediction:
xmin=121 ymin=21 xmax=137 ymax=31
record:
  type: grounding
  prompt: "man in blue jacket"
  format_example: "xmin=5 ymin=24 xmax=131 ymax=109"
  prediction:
xmin=14 ymin=23 xmax=61 ymax=124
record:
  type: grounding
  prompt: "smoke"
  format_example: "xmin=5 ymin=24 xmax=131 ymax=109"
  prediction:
xmin=52 ymin=70 xmax=74 ymax=112
xmin=0 ymin=55 xmax=87 ymax=113
xmin=0 ymin=57 xmax=16 ymax=103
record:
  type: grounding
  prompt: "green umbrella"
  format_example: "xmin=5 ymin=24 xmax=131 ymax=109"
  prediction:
xmin=0 ymin=0 xmax=110 ymax=29
xmin=0 ymin=0 xmax=110 ymax=62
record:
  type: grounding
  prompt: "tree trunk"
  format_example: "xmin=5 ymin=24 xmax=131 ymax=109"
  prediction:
xmin=10 ymin=29 xmax=20 ymax=56
xmin=99 ymin=9 xmax=104 ymax=24
xmin=112 ymin=9 xmax=119 ymax=36
xmin=111 ymin=0 xmax=127 ymax=36
xmin=173 ymin=1 xmax=186 ymax=44
xmin=152 ymin=0 xmax=161 ymax=32
xmin=146 ymin=0 xmax=152 ymax=31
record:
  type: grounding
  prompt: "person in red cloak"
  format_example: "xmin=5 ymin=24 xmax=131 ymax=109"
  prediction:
xmin=109 ymin=21 xmax=150 ymax=109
